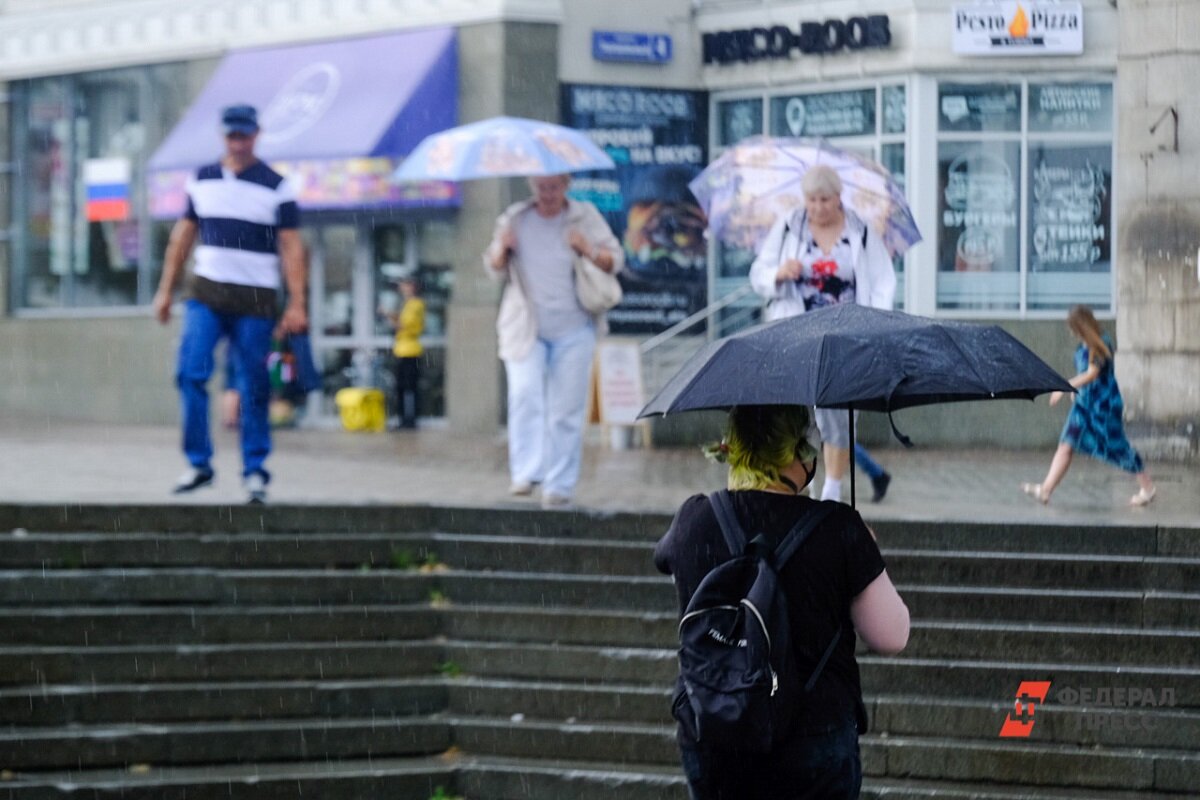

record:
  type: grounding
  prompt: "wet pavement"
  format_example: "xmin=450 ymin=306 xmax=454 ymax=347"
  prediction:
xmin=1 ymin=415 xmax=1196 ymax=527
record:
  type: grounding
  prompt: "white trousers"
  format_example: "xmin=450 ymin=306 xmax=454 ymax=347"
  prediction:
xmin=504 ymin=323 xmax=596 ymax=498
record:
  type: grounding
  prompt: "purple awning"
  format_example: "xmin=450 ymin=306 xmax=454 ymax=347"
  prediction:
xmin=149 ymin=28 xmax=458 ymax=170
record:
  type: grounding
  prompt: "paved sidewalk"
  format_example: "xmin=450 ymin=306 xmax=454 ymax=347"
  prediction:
xmin=1 ymin=415 xmax=1195 ymax=526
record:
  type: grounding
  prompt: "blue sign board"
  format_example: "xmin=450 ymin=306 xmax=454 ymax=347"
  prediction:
xmin=592 ymin=31 xmax=673 ymax=64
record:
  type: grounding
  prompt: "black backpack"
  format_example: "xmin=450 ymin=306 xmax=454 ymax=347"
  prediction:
xmin=671 ymin=491 xmax=840 ymax=752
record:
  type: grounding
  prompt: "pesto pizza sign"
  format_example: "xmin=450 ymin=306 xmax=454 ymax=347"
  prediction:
xmin=952 ymin=2 xmax=1083 ymax=56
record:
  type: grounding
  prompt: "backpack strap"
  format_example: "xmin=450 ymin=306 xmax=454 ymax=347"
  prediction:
xmin=772 ymin=500 xmax=837 ymax=569
xmin=771 ymin=500 xmax=842 ymax=693
xmin=805 ymin=626 xmax=841 ymax=692
xmin=708 ymin=490 xmax=747 ymax=557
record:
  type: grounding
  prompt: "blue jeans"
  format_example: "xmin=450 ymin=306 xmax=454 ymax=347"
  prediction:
xmin=853 ymin=443 xmax=886 ymax=480
xmin=176 ymin=300 xmax=274 ymax=478
xmin=680 ymin=723 xmax=862 ymax=800
xmin=503 ymin=324 xmax=596 ymax=498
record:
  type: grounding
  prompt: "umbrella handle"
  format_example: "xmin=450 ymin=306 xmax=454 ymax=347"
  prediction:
xmin=849 ymin=408 xmax=856 ymax=509
xmin=888 ymin=410 xmax=914 ymax=448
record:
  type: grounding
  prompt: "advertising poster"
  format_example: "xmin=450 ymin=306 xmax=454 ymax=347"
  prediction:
xmin=769 ymin=89 xmax=875 ymax=138
xmin=937 ymin=141 xmax=1021 ymax=273
xmin=562 ymin=84 xmax=709 ymax=334
xmin=1028 ymin=143 xmax=1111 ymax=273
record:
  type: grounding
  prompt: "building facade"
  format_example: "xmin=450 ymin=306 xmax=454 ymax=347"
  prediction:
xmin=1 ymin=0 xmax=1195 ymax=456
xmin=0 ymin=0 xmax=561 ymax=434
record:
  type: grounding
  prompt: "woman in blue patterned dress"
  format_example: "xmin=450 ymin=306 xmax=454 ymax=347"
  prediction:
xmin=1022 ymin=305 xmax=1156 ymax=507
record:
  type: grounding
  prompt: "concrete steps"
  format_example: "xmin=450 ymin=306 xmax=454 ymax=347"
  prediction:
xmin=0 ymin=504 xmax=1196 ymax=798
xmin=0 ymin=678 xmax=447 ymax=726
xmin=0 ymin=757 xmax=456 ymax=799
xmin=0 ymin=716 xmax=450 ymax=771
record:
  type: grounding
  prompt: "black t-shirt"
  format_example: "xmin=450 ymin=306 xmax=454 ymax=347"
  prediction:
xmin=653 ymin=491 xmax=886 ymax=736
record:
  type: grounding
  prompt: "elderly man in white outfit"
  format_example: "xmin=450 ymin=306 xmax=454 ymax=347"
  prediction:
xmin=748 ymin=165 xmax=897 ymax=503
xmin=484 ymin=175 xmax=624 ymax=508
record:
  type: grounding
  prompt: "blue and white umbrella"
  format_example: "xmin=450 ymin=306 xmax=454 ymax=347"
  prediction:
xmin=394 ymin=116 xmax=614 ymax=182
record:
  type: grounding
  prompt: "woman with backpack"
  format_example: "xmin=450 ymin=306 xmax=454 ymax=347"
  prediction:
xmin=654 ymin=404 xmax=909 ymax=799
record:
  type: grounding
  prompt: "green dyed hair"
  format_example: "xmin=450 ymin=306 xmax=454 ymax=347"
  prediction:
xmin=721 ymin=405 xmax=818 ymax=491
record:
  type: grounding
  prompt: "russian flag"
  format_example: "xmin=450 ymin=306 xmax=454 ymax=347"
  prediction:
xmin=84 ymin=159 xmax=131 ymax=222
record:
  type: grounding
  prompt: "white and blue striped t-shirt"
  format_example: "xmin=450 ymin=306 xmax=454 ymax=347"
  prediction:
xmin=184 ymin=161 xmax=300 ymax=317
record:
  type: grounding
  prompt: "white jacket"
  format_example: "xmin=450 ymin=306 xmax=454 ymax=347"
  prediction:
xmin=483 ymin=198 xmax=624 ymax=362
xmin=749 ymin=209 xmax=896 ymax=321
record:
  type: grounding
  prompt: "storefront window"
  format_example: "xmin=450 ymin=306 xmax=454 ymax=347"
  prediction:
xmin=711 ymin=82 xmax=909 ymax=320
xmin=936 ymin=80 xmax=1113 ymax=313
xmin=11 ymin=63 xmax=193 ymax=311
xmin=717 ymin=98 xmax=762 ymax=146
xmin=1028 ymin=83 xmax=1113 ymax=134
xmin=881 ymin=140 xmax=907 ymax=308
xmin=882 ymin=85 xmax=906 ymax=134
xmin=373 ymin=226 xmax=409 ymax=337
xmin=318 ymin=225 xmax=356 ymax=338
xmin=768 ymin=89 xmax=875 ymax=138
xmin=936 ymin=141 xmax=1022 ymax=310
xmin=938 ymin=83 xmax=1021 ymax=133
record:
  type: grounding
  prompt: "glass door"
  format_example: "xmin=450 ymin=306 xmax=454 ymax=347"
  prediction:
xmin=308 ymin=221 xmax=445 ymax=424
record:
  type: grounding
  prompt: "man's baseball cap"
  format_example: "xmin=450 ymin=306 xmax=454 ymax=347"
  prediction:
xmin=221 ymin=104 xmax=259 ymax=135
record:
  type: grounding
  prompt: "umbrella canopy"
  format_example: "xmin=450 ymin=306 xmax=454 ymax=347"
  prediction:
xmin=393 ymin=116 xmax=614 ymax=181
xmin=688 ymin=136 xmax=921 ymax=257
xmin=639 ymin=304 xmax=1073 ymax=417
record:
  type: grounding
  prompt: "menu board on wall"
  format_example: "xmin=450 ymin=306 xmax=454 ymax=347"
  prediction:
xmin=1029 ymin=143 xmax=1111 ymax=272
xmin=562 ymin=84 xmax=710 ymax=334
xmin=769 ymin=89 xmax=876 ymax=138
xmin=937 ymin=141 xmax=1021 ymax=273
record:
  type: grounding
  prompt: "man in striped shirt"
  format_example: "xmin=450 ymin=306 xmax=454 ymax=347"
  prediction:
xmin=152 ymin=104 xmax=308 ymax=504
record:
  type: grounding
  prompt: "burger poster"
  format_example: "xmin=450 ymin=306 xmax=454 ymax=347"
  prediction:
xmin=561 ymin=84 xmax=709 ymax=334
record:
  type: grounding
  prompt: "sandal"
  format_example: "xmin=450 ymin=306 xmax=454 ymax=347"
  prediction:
xmin=1021 ymin=482 xmax=1049 ymax=505
xmin=1130 ymin=487 xmax=1157 ymax=507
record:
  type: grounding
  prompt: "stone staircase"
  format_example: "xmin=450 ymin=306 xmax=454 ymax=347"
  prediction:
xmin=0 ymin=504 xmax=1198 ymax=798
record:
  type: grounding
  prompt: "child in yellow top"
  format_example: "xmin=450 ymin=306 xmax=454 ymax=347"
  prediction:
xmin=391 ymin=277 xmax=425 ymax=429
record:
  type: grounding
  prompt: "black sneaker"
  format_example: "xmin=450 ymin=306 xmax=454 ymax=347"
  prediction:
xmin=173 ymin=468 xmax=214 ymax=494
xmin=870 ymin=472 xmax=892 ymax=503
xmin=244 ymin=472 xmax=268 ymax=505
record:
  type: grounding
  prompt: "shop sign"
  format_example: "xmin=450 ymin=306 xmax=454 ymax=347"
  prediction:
xmin=770 ymin=89 xmax=876 ymax=138
xmin=562 ymin=84 xmax=709 ymax=334
xmin=702 ymin=15 xmax=891 ymax=65
xmin=952 ymin=2 xmax=1083 ymax=56
xmin=593 ymin=31 xmax=673 ymax=64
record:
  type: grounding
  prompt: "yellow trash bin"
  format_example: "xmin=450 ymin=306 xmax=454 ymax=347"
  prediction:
xmin=334 ymin=388 xmax=387 ymax=432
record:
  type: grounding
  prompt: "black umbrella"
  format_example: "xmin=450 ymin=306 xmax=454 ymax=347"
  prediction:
xmin=638 ymin=304 xmax=1074 ymax=505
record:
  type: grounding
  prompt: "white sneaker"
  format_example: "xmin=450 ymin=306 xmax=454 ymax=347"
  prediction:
xmin=509 ymin=480 xmax=535 ymax=497
xmin=173 ymin=468 xmax=214 ymax=494
xmin=244 ymin=473 xmax=268 ymax=505
xmin=541 ymin=493 xmax=572 ymax=509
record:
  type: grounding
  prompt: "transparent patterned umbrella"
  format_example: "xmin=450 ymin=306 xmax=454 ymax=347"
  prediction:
xmin=394 ymin=116 xmax=614 ymax=181
xmin=689 ymin=136 xmax=921 ymax=257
